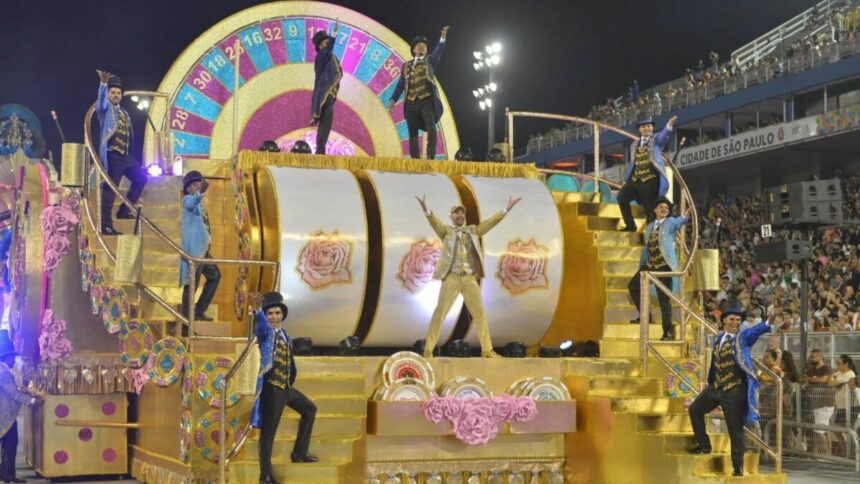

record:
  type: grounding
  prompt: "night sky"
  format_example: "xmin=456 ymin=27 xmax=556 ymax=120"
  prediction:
xmin=0 ymin=0 xmax=816 ymax=161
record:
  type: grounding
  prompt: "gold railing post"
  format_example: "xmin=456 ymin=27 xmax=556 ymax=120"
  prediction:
xmin=775 ymin=377 xmax=783 ymax=473
xmin=219 ymin=385 xmax=227 ymax=483
xmin=233 ymin=39 xmax=241 ymax=158
xmin=593 ymin=125 xmax=600 ymax=193
xmin=506 ymin=107 xmax=514 ymax=163
xmin=187 ymin=260 xmax=197 ymax=351
xmin=640 ymin=271 xmax=650 ymax=374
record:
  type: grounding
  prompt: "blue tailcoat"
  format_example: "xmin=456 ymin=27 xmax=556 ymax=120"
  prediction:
xmin=390 ymin=40 xmax=446 ymax=126
xmin=311 ymin=35 xmax=342 ymax=120
xmin=639 ymin=216 xmax=688 ymax=292
xmin=708 ymin=322 xmax=773 ymax=425
xmin=179 ymin=193 xmax=211 ymax=285
xmin=94 ymin=83 xmax=134 ymax=169
xmin=624 ymin=124 xmax=672 ymax=196
xmin=250 ymin=310 xmax=297 ymax=428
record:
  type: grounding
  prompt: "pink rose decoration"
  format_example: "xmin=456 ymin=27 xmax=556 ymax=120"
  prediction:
xmin=454 ymin=398 xmax=499 ymax=445
xmin=40 ymin=205 xmax=79 ymax=234
xmin=397 ymin=240 xmax=442 ymax=293
xmin=61 ymin=191 xmax=81 ymax=212
xmin=38 ymin=310 xmax=73 ymax=362
xmin=296 ymin=231 xmax=353 ymax=290
xmin=422 ymin=396 xmax=447 ymax=423
xmin=515 ymin=396 xmax=538 ymax=422
xmin=492 ymin=393 xmax=519 ymax=421
xmin=495 ymin=238 xmax=550 ymax=295
xmin=443 ymin=396 xmax=464 ymax=420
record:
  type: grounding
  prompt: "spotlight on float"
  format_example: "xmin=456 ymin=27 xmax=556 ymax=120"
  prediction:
xmin=293 ymin=337 xmax=313 ymax=356
xmin=501 ymin=341 xmax=526 ymax=358
xmin=413 ymin=339 xmax=427 ymax=356
xmin=338 ymin=336 xmax=360 ymax=356
xmin=443 ymin=339 xmax=471 ymax=358
xmin=146 ymin=164 xmax=164 ymax=177
xmin=130 ymin=95 xmax=140 ymax=103
xmin=559 ymin=340 xmax=575 ymax=357
xmin=538 ymin=345 xmax=562 ymax=358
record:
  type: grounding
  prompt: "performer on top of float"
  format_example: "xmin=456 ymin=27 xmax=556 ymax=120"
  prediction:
xmin=94 ymin=70 xmax=148 ymax=236
xmin=387 ymin=26 xmax=449 ymax=160
xmin=310 ymin=19 xmax=342 ymax=155
xmin=416 ymin=194 xmax=521 ymax=358
xmin=0 ymin=330 xmax=44 ymax=483
xmin=617 ymin=115 xmax=677 ymax=232
xmin=688 ymin=308 xmax=773 ymax=477
xmin=250 ymin=292 xmax=318 ymax=484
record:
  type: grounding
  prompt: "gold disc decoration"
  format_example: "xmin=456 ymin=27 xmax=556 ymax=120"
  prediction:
xmin=382 ymin=351 xmax=435 ymax=388
xmin=524 ymin=377 xmax=571 ymax=401
xmin=147 ymin=337 xmax=187 ymax=387
xmin=101 ymin=287 xmax=130 ymax=335
xmin=196 ymin=356 xmax=240 ymax=408
xmin=89 ymin=271 xmax=106 ymax=316
xmin=179 ymin=410 xmax=192 ymax=463
xmin=181 ymin=360 xmax=194 ymax=409
xmin=381 ymin=378 xmax=435 ymax=401
xmin=194 ymin=409 xmax=243 ymax=463
xmin=118 ymin=320 xmax=154 ymax=368
xmin=506 ymin=378 xmax=535 ymax=397
xmin=665 ymin=359 xmax=702 ymax=399
xmin=233 ymin=275 xmax=248 ymax=320
xmin=439 ymin=377 xmax=493 ymax=399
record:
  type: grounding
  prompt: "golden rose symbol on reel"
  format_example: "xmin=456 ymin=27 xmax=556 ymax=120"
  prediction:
xmin=397 ymin=239 xmax=442 ymax=293
xmin=296 ymin=231 xmax=353 ymax=290
xmin=496 ymin=238 xmax=550 ymax=295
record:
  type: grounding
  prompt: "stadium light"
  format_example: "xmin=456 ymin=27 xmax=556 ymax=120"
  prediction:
xmin=471 ymin=42 xmax=503 ymax=155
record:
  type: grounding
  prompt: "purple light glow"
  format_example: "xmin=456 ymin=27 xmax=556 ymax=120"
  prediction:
xmin=146 ymin=164 xmax=164 ymax=177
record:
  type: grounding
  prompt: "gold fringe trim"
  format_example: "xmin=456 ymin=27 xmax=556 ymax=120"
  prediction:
xmin=367 ymin=459 xmax=563 ymax=481
xmin=238 ymin=151 xmax=543 ymax=180
xmin=132 ymin=457 xmax=195 ymax=484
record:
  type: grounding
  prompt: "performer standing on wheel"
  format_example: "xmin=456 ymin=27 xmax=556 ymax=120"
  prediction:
xmin=388 ymin=26 xmax=449 ymax=160
xmin=416 ymin=195 xmax=520 ymax=358
xmin=688 ymin=308 xmax=773 ymax=477
xmin=250 ymin=292 xmax=317 ymax=484
xmin=94 ymin=70 xmax=148 ymax=236
xmin=310 ymin=19 xmax=342 ymax=155
xmin=617 ymin=115 xmax=677 ymax=232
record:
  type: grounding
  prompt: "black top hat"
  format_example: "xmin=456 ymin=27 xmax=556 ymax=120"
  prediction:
xmin=721 ymin=307 xmax=744 ymax=321
xmin=107 ymin=76 xmax=123 ymax=90
xmin=0 ymin=330 xmax=15 ymax=359
xmin=259 ymin=140 xmax=280 ymax=152
xmin=411 ymin=36 xmax=429 ymax=54
xmin=636 ymin=118 xmax=655 ymax=127
xmin=655 ymin=197 xmax=673 ymax=210
xmin=291 ymin=140 xmax=312 ymax=154
xmin=261 ymin=292 xmax=289 ymax=318
xmin=183 ymin=170 xmax=204 ymax=193
xmin=312 ymin=30 xmax=331 ymax=50
xmin=454 ymin=147 xmax=474 ymax=161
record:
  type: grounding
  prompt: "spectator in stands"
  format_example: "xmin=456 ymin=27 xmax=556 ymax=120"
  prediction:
xmin=829 ymin=354 xmax=857 ymax=426
xmin=804 ymin=349 xmax=835 ymax=454
xmin=767 ymin=334 xmax=782 ymax=363
xmin=781 ymin=351 xmax=801 ymax=384
xmin=617 ymin=116 xmax=677 ymax=231
xmin=762 ymin=349 xmax=783 ymax=379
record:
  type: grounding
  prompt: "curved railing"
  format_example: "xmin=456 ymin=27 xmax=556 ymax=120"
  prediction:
xmin=507 ymin=110 xmax=782 ymax=473
xmin=83 ymin=98 xmax=281 ymax=482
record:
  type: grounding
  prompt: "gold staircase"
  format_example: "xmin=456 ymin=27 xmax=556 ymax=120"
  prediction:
xmin=228 ymin=358 xmax=367 ymax=483
xmin=558 ymin=195 xmax=785 ymax=483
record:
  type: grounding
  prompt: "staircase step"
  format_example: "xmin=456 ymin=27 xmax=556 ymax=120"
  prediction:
xmin=194 ymin=319 xmax=231 ymax=337
xmin=564 ymin=358 xmax=641 ymax=377
xmin=597 ymin=246 xmax=642 ymax=261
xmin=272 ymin=415 xmax=364 ymax=439
xmin=604 ymin=306 xmax=683 ymax=325
xmin=588 ymin=375 xmax=663 ymax=396
xmin=239 ymin=436 xmax=357 ymax=461
xmin=293 ymin=357 xmax=365 ymax=375
xmin=637 ymin=413 xmax=694 ymax=433
xmin=551 ymin=191 xmax=600 ymax=204
xmin=311 ymin=395 xmax=367 ymax=415
xmin=610 ymin=396 xmax=688 ymax=414
xmin=606 ymin=290 xmax=668 ymax=307
xmin=603 ymin=323 xmax=672 ymax=339
xmin=600 ymin=338 xmax=684 ymax=359
xmin=229 ymin=459 xmax=347 ymax=483
xmin=652 ymin=432 xmax=731 ymax=453
xmin=603 ymin=260 xmax=640 ymax=276
xmin=292 ymin=375 xmax=365 ymax=398
xmin=605 ymin=275 xmax=633 ymax=290
xmin=113 ymin=218 xmax=181 ymax=239
xmin=576 ymin=201 xmax=645 ymax=219
xmin=669 ymin=451 xmax=760 ymax=477
xmin=594 ymin=231 xmax=642 ymax=247
xmin=587 ymin=216 xmax=624 ymax=232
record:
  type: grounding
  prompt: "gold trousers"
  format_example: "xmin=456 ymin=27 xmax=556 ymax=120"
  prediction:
xmin=425 ymin=272 xmax=494 ymax=354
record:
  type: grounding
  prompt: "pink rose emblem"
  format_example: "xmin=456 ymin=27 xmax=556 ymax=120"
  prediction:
xmin=443 ymin=396 xmax=464 ymax=420
xmin=454 ymin=399 xmax=499 ymax=445
xmin=422 ymin=396 xmax=447 ymax=423
xmin=496 ymin=238 xmax=550 ymax=295
xmin=492 ymin=393 xmax=518 ymax=421
xmin=515 ymin=396 xmax=538 ymax=422
xmin=296 ymin=231 xmax=353 ymax=290
xmin=38 ymin=310 xmax=73 ymax=362
xmin=397 ymin=240 xmax=442 ymax=293
xmin=40 ymin=205 xmax=79 ymax=234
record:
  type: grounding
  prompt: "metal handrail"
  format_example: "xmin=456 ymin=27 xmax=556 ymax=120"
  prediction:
xmin=538 ymin=167 xmax=623 ymax=190
xmin=763 ymin=419 xmax=860 ymax=473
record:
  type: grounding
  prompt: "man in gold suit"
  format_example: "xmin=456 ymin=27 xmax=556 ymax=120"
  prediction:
xmin=416 ymin=195 xmax=521 ymax=358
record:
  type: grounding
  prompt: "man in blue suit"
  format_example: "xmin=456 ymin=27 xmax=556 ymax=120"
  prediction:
xmin=688 ymin=308 xmax=773 ymax=477
xmin=179 ymin=171 xmax=220 ymax=322
xmin=617 ymin=115 xmax=677 ymax=231
xmin=387 ymin=26 xmax=449 ymax=159
xmin=310 ymin=19 xmax=342 ymax=154
xmin=628 ymin=197 xmax=687 ymax=340
xmin=95 ymin=70 xmax=148 ymax=236
xmin=250 ymin=292 xmax=317 ymax=484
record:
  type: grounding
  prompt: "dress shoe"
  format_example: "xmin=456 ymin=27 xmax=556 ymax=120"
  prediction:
xmin=732 ymin=470 xmax=743 ymax=477
xmin=660 ymin=331 xmax=676 ymax=341
xmin=101 ymin=226 xmax=122 ymax=236
xmin=291 ymin=453 xmax=318 ymax=463
xmin=3 ymin=476 xmax=27 ymax=483
xmin=195 ymin=313 xmax=214 ymax=322
xmin=116 ymin=208 xmax=136 ymax=219
xmin=688 ymin=446 xmax=711 ymax=454
xmin=621 ymin=225 xmax=637 ymax=232
xmin=482 ymin=351 xmax=502 ymax=358
xmin=259 ymin=475 xmax=281 ymax=484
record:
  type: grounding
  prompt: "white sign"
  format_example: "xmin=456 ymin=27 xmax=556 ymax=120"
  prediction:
xmin=761 ymin=224 xmax=773 ymax=239
xmin=675 ymin=116 xmax=817 ymax=169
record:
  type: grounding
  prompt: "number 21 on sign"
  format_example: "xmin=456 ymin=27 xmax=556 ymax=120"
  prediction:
xmin=761 ymin=224 xmax=773 ymax=238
